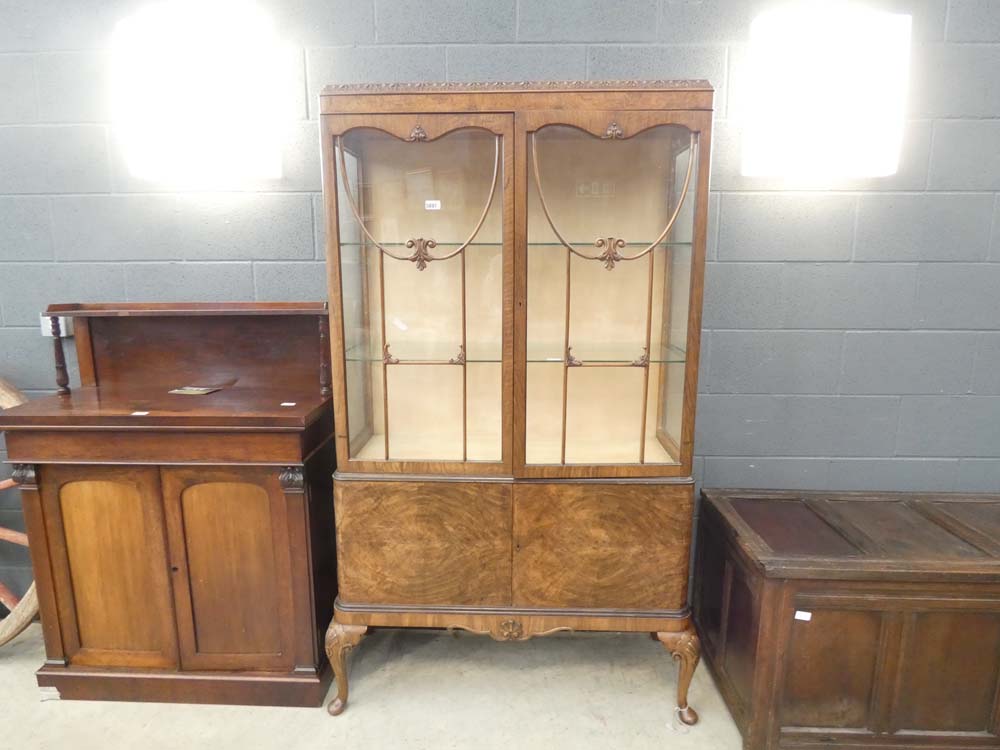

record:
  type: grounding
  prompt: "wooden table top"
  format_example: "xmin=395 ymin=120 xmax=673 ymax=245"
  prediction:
xmin=0 ymin=385 xmax=331 ymax=431
xmin=703 ymin=489 xmax=1000 ymax=583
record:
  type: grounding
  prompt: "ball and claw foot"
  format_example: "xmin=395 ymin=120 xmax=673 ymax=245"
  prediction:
xmin=324 ymin=620 xmax=367 ymax=717
xmin=657 ymin=628 xmax=701 ymax=727
xmin=677 ymin=704 xmax=699 ymax=726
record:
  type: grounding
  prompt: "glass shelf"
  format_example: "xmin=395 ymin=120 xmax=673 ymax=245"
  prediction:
xmin=344 ymin=342 xmax=686 ymax=364
xmin=339 ymin=241 xmax=693 ymax=248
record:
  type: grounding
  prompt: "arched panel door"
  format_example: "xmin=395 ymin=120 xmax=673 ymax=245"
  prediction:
xmin=40 ymin=465 xmax=177 ymax=668
xmin=322 ymin=113 xmax=514 ymax=476
xmin=161 ymin=467 xmax=297 ymax=671
xmin=516 ymin=109 xmax=712 ymax=479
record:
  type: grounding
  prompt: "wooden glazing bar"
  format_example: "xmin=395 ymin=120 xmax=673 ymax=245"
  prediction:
xmin=639 ymin=250 xmax=655 ymax=463
xmin=561 ymin=237 xmax=572 ymax=465
xmin=378 ymin=249 xmax=389 ymax=460
xmin=655 ymin=245 xmax=674 ymax=441
xmin=461 ymin=248 xmax=468 ymax=462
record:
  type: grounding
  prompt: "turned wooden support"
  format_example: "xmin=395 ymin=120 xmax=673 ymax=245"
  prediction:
xmin=325 ymin=621 xmax=367 ymax=716
xmin=49 ymin=316 xmax=70 ymax=396
xmin=318 ymin=316 xmax=332 ymax=397
xmin=657 ymin=628 xmax=701 ymax=726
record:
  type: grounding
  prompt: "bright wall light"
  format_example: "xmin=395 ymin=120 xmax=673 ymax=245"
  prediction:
xmin=740 ymin=1 xmax=911 ymax=179
xmin=111 ymin=0 xmax=293 ymax=186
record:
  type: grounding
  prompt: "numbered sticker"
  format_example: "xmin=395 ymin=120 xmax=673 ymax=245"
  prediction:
xmin=424 ymin=199 xmax=441 ymax=210
xmin=794 ymin=610 xmax=813 ymax=622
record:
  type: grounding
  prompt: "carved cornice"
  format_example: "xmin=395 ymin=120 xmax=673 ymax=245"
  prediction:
xmin=278 ymin=466 xmax=305 ymax=493
xmin=322 ymin=80 xmax=712 ymax=96
xmin=11 ymin=464 xmax=36 ymax=489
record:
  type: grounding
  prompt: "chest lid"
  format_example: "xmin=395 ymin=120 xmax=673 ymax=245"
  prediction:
xmin=703 ymin=489 xmax=1000 ymax=583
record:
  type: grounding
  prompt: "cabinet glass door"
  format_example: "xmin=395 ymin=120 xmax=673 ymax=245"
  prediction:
xmin=523 ymin=113 xmax=704 ymax=472
xmin=329 ymin=115 xmax=511 ymax=470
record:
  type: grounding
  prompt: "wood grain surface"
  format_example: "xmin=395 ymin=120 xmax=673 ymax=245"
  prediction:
xmin=512 ymin=482 xmax=692 ymax=609
xmin=335 ymin=480 xmax=513 ymax=606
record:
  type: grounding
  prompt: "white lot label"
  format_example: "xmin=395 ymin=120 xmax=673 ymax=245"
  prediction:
xmin=794 ymin=610 xmax=813 ymax=622
xmin=424 ymin=199 xmax=441 ymax=210
xmin=131 ymin=411 xmax=150 ymax=416
xmin=280 ymin=402 xmax=297 ymax=407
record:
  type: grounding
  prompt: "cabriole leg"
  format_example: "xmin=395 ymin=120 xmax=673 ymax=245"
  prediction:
xmin=325 ymin=621 xmax=367 ymax=716
xmin=657 ymin=628 xmax=701 ymax=726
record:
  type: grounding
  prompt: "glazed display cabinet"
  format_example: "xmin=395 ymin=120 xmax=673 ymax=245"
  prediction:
xmin=320 ymin=81 xmax=713 ymax=721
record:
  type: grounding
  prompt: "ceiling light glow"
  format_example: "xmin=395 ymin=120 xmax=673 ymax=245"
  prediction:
xmin=111 ymin=0 xmax=293 ymax=186
xmin=740 ymin=1 xmax=911 ymax=179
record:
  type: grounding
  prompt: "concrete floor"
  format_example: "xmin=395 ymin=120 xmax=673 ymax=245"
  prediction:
xmin=1 ymin=624 xmax=742 ymax=749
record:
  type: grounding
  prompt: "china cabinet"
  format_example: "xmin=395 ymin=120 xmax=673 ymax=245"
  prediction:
xmin=320 ymin=81 xmax=713 ymax=720
xmin=0 ymin=302 xmax=336 ymax=706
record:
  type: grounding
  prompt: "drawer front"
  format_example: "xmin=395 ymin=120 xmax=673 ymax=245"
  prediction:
xmin=512 ymin=482 xmax=693 ymax=610
xmin=334 ymin=480 xmax=512 ymax=606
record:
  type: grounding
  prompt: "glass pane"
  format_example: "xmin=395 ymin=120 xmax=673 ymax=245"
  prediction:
xmin=386 ymin=365 xmax=463 ymax=460
xmin=467 ymin=362 xmax=502 ymax=461
xmin=525 ymin=123 xmax=697 ymax=466
xmin=337 ymin=126 xmax=503 ymax=462
xmin=565 ymin=367 xmax=644 ymax=464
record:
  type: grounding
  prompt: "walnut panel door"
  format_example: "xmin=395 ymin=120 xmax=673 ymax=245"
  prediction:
xmin=161 ymin=467 xmax=296 ymax=671
xmin=512 ymin=482 xmax=692 ymax=609
xmin=334 ymin=480 xmax=512 ymax=606
xmin=39 ymin=465 xmax=177 ymax=668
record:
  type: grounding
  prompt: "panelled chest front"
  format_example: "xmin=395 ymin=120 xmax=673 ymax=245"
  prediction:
xmin=695 ymin=489 xmax=1000 ymax=750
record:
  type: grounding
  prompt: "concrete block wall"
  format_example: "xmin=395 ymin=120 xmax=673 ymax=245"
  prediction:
xmin=1 ymin=0 xmax=1000 ymax=593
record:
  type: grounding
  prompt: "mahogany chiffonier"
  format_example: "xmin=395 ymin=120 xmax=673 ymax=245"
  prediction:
xmin=0 ymin=302 xmax=336 ymax=706
xmin=318 ymin=81 xmax=713 ymax=720
xmin=695 ymin=489 xmax=1000 ymax=750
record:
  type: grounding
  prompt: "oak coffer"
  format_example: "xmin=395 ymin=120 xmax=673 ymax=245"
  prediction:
xmin=695 ymin=489 xmax=1000 ymax=750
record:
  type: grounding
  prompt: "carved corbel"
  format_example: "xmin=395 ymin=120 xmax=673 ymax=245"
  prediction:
xmin=11 ymin=464 xmax=37 ymax=489
xmin=278 ymin=466 xmax=305 ymax=493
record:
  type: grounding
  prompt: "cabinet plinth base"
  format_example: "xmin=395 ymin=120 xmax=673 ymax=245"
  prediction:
xmin=36 ymin=664 xmax=332 ymax=708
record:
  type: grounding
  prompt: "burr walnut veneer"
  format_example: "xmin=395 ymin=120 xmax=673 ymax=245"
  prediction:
xmin=696 ymin=489 xmax=1000 ymax=750
xmin=0 ymin=303 xmax=336 ymax=706
xmin=320 ymin=81 xmax=713 ymax=721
